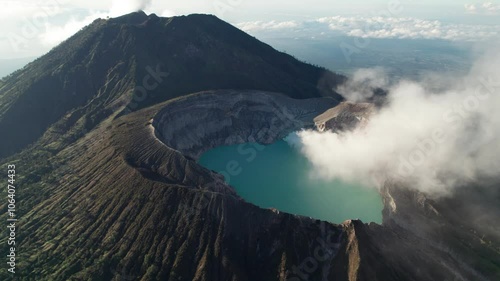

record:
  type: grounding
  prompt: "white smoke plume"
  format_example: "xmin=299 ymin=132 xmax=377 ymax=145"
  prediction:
xmin=336 ymin=67 xmax=389 ymax=102
xmin=296 ymin=45 xmax=500 ymax=197
xmin=110 ymin=0 xmax=153 ymax=17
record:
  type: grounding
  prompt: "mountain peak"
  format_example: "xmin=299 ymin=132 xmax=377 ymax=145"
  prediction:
xmin=0 ymin=12 xmax=344 ymax=158
xmin=106 ymin=12 xmax=226 ymax=27
xmin=108 ymin=10 xmax=149 ymax=25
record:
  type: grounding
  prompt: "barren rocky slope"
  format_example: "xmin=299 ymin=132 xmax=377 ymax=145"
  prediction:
xmin=0 ymin=11 xmax=498 ymax=281
xmin=149 ymin=91 xmax=500 ymax=281
xmin=0 ymin=11 xmax=344 ymax=159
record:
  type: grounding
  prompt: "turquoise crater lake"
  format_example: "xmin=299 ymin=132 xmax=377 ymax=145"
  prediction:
xmin=198 ymin=137 xmax=383 ymax=224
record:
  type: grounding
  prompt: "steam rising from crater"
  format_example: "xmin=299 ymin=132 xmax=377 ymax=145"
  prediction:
xmin=110 ymin=0 xmax=153 ymax=17
xmin=296 ymin=45 xmax=500 ymax=197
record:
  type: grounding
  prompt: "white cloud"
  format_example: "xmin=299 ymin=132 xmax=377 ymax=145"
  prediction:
xmin=160 ymin=9 xmax=176 ymax=17
xmin=0 ymin=0 xmax=67 ymax=20
xmin=238 ymin=16 xmax=500 ymax=42
xmin=0 ymin=0 xmax=178 ymax=58
xmin=336 ymin=67 xmax=388 ymax=102
xmin=109 ymin=0 xmax=152 ymax=17
xmin=294 ymin=46 xmax=500 ymax=197
xmin=483 ymin=1 xmax=500 ymax=12
xmin=0 ymin=1 xmax=497 ymax=60
xmin=464 ymin=4 xmax=478 ymax=13
xmin=236 ymin=20 xmax=299 ymax=32
xmin=465 ymin=1 xmax=500 ymax=14
xmin=39 ymin=11 xmax=108 ymax=46
xmin=315 ymin=16 xmax=499 ymax=41
xmin=41 ymin=0 xmax=163 ymax=46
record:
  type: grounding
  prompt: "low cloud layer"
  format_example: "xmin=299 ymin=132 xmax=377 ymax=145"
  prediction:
xmin=41 ymin=0 xmax=154 ymax=46
xmin=294 ymin=46 xmax=500 ymax=197
xmin=237 ymin=16 xmax=500 ymax=42
xmin=1 ymin=0 xmax=163 ymax=59
xmin=465 ymin=2 xmax=500 ymax=15
xmin=40 ymin=0 xmax=155 ymax=45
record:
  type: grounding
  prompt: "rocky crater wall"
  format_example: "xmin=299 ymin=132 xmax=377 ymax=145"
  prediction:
xmin=152 ymin=90 xmax=340 ymax=159
xmin=147 ymin=90 xmax=498 ymax=281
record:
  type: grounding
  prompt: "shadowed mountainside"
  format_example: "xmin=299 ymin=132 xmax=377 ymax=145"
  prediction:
xmin=0 ymin=11 xmax=348 ymax=280
xmin=0 ymin=11 xmax=498 ymax=281
xmin=0 ymin=11 xmax=345 ymax=159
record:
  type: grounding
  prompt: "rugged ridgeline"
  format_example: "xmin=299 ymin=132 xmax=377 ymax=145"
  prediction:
xmin=0 ymin=11 xmax=344 ymax=159
xmin=0 ymin=11 xmax=499 ymax=281
xmin=5 ymin=91 xmax=346 ymax=280
xmin=153 ymin=92 xmax=500 ymax=281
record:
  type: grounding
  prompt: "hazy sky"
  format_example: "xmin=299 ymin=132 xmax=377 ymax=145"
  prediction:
xmin=0 ymin=0 xmax=499 ymax=59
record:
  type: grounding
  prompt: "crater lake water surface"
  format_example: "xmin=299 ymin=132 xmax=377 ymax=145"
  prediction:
xmin=198 ymin=137 xmax=383 ymax=224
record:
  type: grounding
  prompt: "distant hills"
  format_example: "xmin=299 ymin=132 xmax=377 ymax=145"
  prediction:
xmin=0 ymin=57 xmax=34 ymax=78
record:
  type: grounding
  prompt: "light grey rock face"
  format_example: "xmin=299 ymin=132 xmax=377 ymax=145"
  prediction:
xmin=314 ymin=101 xmax=375 ymax=132
xmin=153 ymin=90 xmax=339 ymax=159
